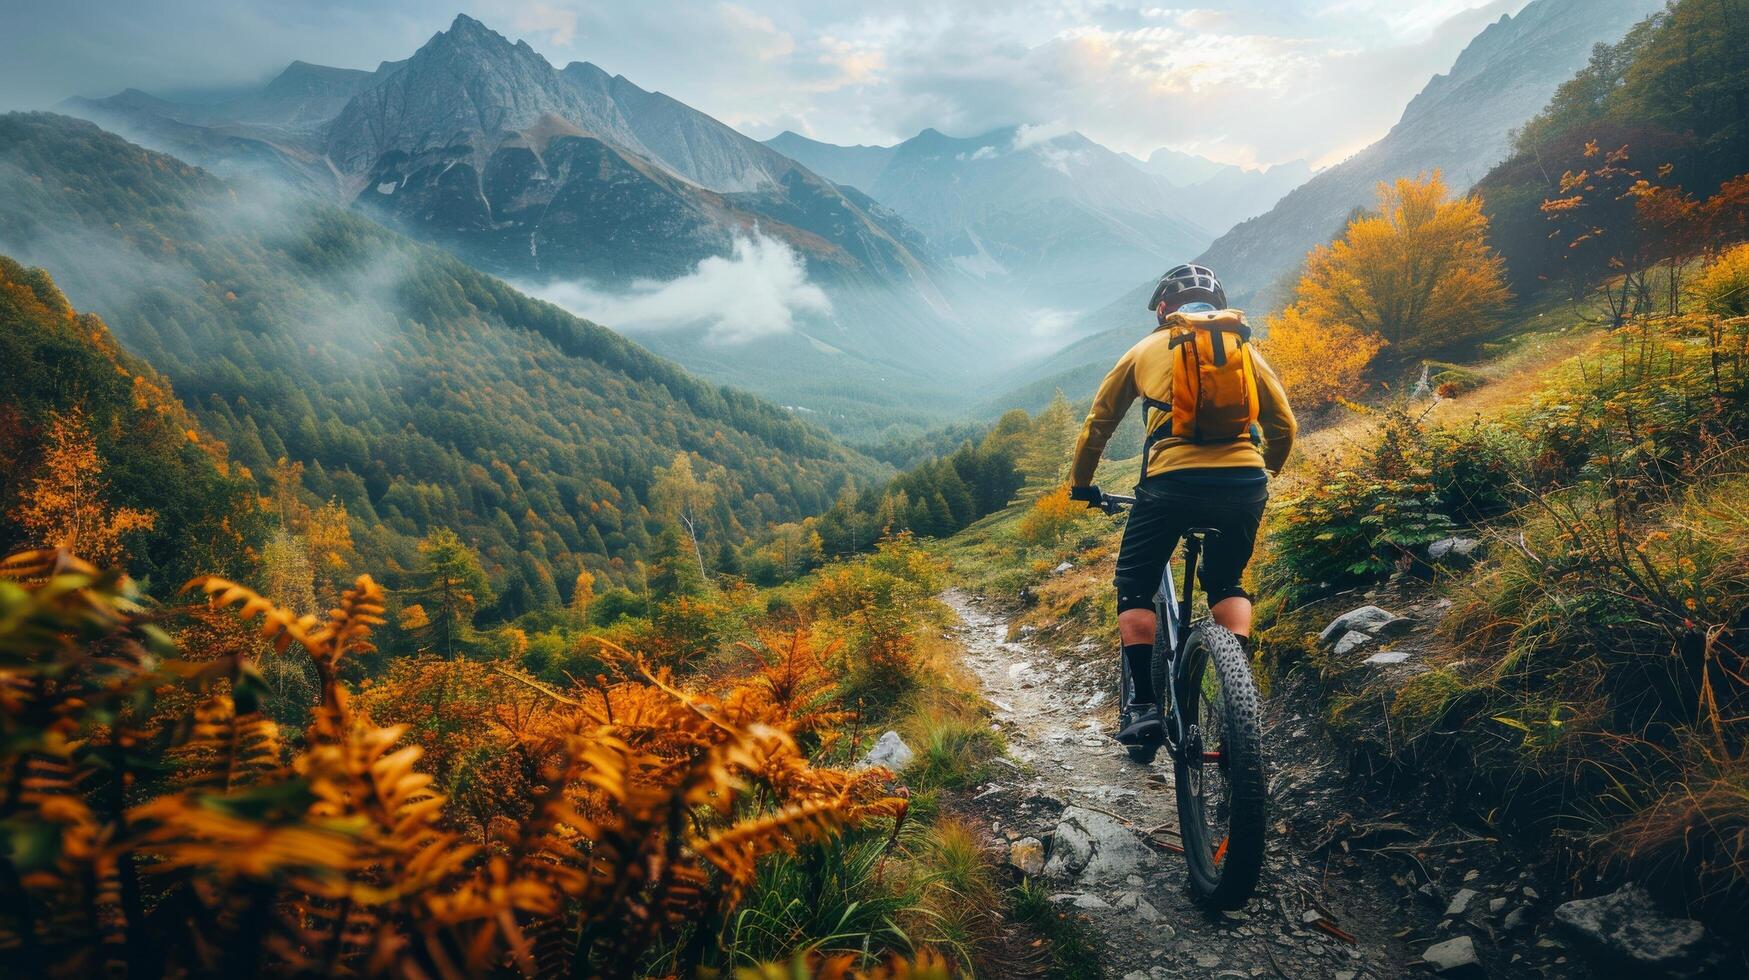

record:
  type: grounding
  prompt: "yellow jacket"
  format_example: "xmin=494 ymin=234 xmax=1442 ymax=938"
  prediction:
xmin=1069 ymin=310 xmax=1297 ymax=486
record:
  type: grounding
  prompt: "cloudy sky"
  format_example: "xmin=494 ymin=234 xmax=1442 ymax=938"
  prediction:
xmin=0 ymin=0 xmax=1530 ymax=168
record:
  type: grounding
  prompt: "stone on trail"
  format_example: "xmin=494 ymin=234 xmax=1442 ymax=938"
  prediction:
xmin=1319 ymin=605 xmax=1396 ymax=645
xmin=858 ymin=730 xmax=914 ymax=771
xmin=1365 ymin=650 xmax=1411 ymax=665
xmin=1042 ymin=805 xmax=1160 ymax=884
xmin=1446 ymin=887 xmax=1479 ymax=917
xmin=1552 ymin=885 xmax=1726 ymax=979
xmin=1423 ymin=935 xmax=1484 ymax=976
xmin=1053 ymin=561 xmax=1074 ymax=574
xmin=1427 ymin=537 xmax=1483 ymax=567
xmin=1008 ymin=837 xmax=1046 ymax=876
xmin=1114 ymin=891 xmax=1162 ymax=922
xmin=1333 ymin=630 xmax=1375 ymax=657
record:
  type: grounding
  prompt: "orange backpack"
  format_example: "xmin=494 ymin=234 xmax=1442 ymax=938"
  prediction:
xmin=1144 ymin=310 xmax=1260 ymax=448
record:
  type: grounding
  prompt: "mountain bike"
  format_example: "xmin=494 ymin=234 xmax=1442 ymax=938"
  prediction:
xmin=1096 ymin=491 xmax=1267 ymax=910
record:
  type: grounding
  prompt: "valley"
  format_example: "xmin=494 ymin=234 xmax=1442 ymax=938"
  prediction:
xmin=2 ymin=0 xmax=1747 ymax=977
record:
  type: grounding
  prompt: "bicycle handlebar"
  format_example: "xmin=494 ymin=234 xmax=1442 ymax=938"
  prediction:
xmin=1096 ymin=492 xmax=1134 ymax=514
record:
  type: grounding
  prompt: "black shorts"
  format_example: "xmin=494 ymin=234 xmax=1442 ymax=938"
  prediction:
xmin=1114 ymin=473 xmax=1268 ymax=613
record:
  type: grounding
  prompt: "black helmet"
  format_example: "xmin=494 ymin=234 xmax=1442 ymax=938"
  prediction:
xmin=1147 ymin=263 xmax=1226 ymax=311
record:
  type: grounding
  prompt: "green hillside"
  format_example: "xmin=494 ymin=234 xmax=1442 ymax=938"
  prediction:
xmin=0 ymin=113 xmax=885 ymax=613
xmin=0 ymin=255 xmax=262 ymax=587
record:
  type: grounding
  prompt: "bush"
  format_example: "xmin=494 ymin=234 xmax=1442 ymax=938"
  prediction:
xmin=1014 ymin=484 xmax=1092 ymax=547
xmin=1428 ymin=420 xmax=1533 ymax=521
xmin=1694 ymin=242 xmax=1749 ymax=317
xmin=1261 ymin=404 xmax=1453 ymax=598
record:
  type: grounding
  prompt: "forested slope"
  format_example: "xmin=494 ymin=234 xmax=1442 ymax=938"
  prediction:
xmin=0 ymin=255 xmax=262 ymax=587
xmin=0 ymin=113 xmax=884 ymax=613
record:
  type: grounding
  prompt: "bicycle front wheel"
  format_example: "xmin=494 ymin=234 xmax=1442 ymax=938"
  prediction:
xmin=1173 ymin=623 xmax=1266 ymax=909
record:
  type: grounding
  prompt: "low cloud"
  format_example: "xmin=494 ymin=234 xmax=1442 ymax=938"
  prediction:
xmin=1013 ymin=121 xmax=1073 ymax=150
xmin=521 ymin=233 xmax=831 ymax=344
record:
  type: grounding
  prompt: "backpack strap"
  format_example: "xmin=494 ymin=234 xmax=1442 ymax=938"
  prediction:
xmin=1140 ymin=396 xmax=1174 ymax=484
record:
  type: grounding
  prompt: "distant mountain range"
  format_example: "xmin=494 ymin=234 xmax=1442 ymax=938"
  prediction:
xmin=767 ymin=127 xmax=1307 ymax=311
xmin=60 ymin=14 xmax=978 ymax=437
xmin=983 ymin=0 xmax=1664 ymax=413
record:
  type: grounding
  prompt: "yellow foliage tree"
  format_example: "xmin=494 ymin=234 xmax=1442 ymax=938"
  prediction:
xmin=570 ymin=567 xmax=597 ymax=621
xmin=1260 ymin=304 xmax=1388 ymax=410
xmin=12 ymin=406 xmax=155 ymax=566
xmin=1292 ymin=172 xmax=1510 ymax=358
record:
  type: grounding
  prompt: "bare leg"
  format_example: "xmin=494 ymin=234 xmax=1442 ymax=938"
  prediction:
xmin=1118 ymin=608 xmax=1156 ymax=646
xmin=1210 ymin=596 xmax=1252 ymax=637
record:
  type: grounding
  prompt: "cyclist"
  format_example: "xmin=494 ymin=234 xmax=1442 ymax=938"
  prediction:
xmin=1067 ymin=264 xmax=1297 ymax=749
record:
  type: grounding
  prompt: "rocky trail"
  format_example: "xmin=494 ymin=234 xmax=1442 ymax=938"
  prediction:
xmin=937 ymin=589 xmax=1728 ymax=980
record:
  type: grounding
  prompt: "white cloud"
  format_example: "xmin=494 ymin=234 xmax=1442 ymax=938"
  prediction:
xmin=520 ymin=233 xmax=831 ymax=344
xmin=1013 ymin=120 xmax=1073 ymax=149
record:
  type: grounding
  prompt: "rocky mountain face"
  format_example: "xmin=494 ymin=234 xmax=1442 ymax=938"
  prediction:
xmin=1193 ymin=0 xmax=1664 ymax=308
xmin=1131 ymin=149 xmax=1313 ymax=236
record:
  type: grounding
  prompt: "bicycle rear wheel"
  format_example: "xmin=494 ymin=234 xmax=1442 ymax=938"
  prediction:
xmin=1173 ymin=623 xmax=1266 ymax=909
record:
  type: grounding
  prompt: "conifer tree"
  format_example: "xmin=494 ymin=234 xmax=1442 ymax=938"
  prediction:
xmin=404 ymin=527 xmax=493 ymax=659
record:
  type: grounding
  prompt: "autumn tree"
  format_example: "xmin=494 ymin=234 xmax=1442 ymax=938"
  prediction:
xmin=652 ymin=452 xmax=718 ymax=581
xmin=1016 ymin=392 xmax=1076 ymax=502
xmin=1294 ymin=172 xmax=1510 ymax=359
xmin=403 ymin=527 xmax=493 ymax=659
xmin=570 ymin=567 xmax=597 ymax=621
xmin=1260 ymin=304 xmax=1387 ymax=411
xmin=11 ymin=406 xmax=155 ymax=566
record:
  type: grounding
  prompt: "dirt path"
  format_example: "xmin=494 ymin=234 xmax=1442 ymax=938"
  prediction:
xmin=943 ymin=589 xmax=1453 ymax=980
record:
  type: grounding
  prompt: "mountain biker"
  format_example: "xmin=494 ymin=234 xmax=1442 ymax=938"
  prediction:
xmin=1067 ymin=264 xmax=1297 ymax=748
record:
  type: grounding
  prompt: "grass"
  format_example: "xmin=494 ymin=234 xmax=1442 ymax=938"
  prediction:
xmin=1007 ymin=881 xmax=1105 ymax=980
xmin=1256 ymin=305 xmax=1749 ymax=927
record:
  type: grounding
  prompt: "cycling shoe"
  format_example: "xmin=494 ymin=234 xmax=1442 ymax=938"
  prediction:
xmin=1116 ymin=702 xmax=1165 ymax=746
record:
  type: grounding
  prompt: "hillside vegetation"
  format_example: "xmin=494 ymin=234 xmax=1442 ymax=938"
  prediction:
xmin=0 ymin=112 xmax=882 ymax=615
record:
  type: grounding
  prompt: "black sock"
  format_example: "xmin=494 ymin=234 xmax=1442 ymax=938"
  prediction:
xmin=1124 ymin=643 xmax=1157 ymax=704
xmin=1235 ymin=634 xmax=1253 ymax=657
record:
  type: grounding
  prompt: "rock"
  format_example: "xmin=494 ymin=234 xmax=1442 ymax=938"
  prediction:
xmin=1195 ymin=953 xmax=1222 ymax=969
xmin=1042 ymin=806 xmax=1160 ymax=884
xmin=1053 ymin=561 xmax=1074 ymax=575
xmin=1419 ymin=881 xmax=1446 ymax=906
xmin=1365 ymin=650 xmax=1412 ymax=665
xmin=1377 ymin=615 xmax=1419 ymax=638
xmin=1503 ymin=907 xmax=1532 ymax=932
xmin=1552 ymin=885 xmax=1726 ymax=979
xmin=1446 ymin=887 xmax=1479 ymax=917
xmin=1423 ymin=936 xmax=1484 ymax=976
xmin=1489 ymin=897 xmax=1508 ymax=914
xmin=1070 ymin=893 xmax=1110 ymax=910
xmin=1114 ymin=892 xmax=1162 ymax=922
xmin=1319 ymin=605 xmax=1397 ymax=645
xmin=1523 ymin=886 xmax=1540 ymax=900
xmin=1008 ymin=837 xmax=1046 ymax=876
xmin=1428 ymin=537 xmax=1483 ymax=567
xmin=859 ymin=730 xmax=914 ymax=771
xmin=1333 ymin=630 xmax=1375 ymax=656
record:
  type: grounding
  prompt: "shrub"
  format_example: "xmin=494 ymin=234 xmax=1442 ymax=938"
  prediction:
xmin=1694 ymin=242 xmax=1749 ymax=317
xmin=1428 ymin=420 xmax=1533 ymax=521
xmin=1014 ymin=484 xmax=1091 ymax=546
xmin=1261 ymin=404 xmax=1453 ymax=598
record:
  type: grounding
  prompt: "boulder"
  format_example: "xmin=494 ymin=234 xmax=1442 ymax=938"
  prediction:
xmin=1042 ymin=806 xmax=1160 ymax=884
xmin=1318 ymin=605 xmax=1397 ymax=645
xmin=1552 ymin=885 xmax=1726 ymax=979
xmin=859 ymin=731 xmax=915 ymax=771
xmin=1333 ymin=630 xmax=1375 ymax=657
xmin=1423 ymin=936 xmax=1484 ymax=977
xmin=1008 ymin=837 xmax=1046 ymax=876
xmin=1428 ymin=537 xmax=1483 ymax=567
